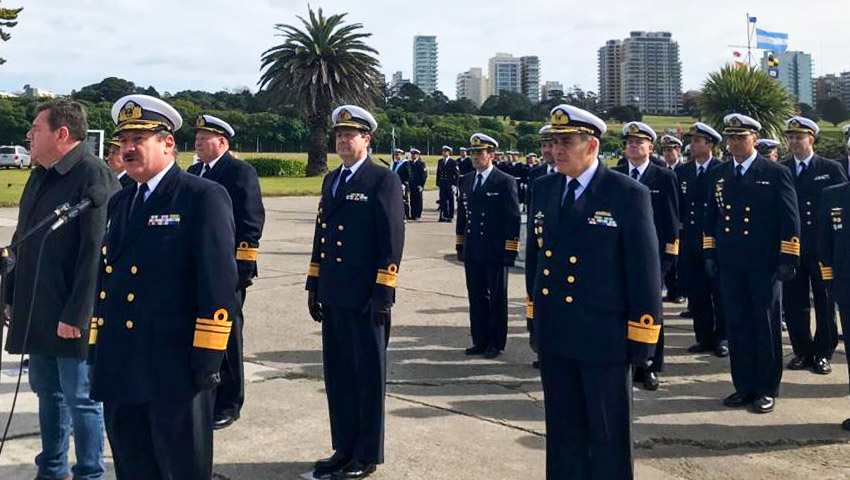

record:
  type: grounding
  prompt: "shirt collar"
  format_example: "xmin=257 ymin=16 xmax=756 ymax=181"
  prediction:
xmin=794 ymin=151 xmax=814 ymax=166
xmin=203 ymin=153 xmax=225 ymax=171
xmin=667 ymin=158 xmax=681 ymax=169
xmin=566 ymin=158 xmax=599 ymax=196
xmin=117 ymin=171 xmax=127 ymax=179
xmin=52 ymin=142 xmax=87 ymax=175
xmin=629 ymin=158 xmax=650 ymax=177
xmin=141 ymin=161 xmax=175 ymax=196
xmin=733 ymin=150 xmax=758 ymax=175
xmin=342 ymin=156 xmax=368 ymax=177
xmin=476 ymin=163 xmax=495 ymax=183
xmin=695 ymin=157 xmax=712 ymax=170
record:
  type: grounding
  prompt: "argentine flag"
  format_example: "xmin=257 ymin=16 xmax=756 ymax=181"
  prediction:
xmin=756 ymin=29 xmax=789 ymax=52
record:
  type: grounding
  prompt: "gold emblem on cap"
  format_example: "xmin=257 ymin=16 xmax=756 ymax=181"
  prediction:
xmin=629 ymin=124 xmax=640 ymax=135
xmin=118 ymin=102 xmax=142 ymax=122
xmin=729 ymin=117 xmax=742 ymax=127
xmin=339 ymin=109 xmax=352 ymax=121
xmin=550 ymin=109 xmax=569 ymax=126
xmin=472 ymin=136 xmax=482 ymax=146
xmin=790 ymin=119 xmax=801 ymax=128
xmin=197 ymin=116 xmax=206 ymax=127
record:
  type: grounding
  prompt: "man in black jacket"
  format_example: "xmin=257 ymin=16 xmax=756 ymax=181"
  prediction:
xmin=390 ymin=149 xmax=412 ymax=220
xmin=527 ymin=104 xmax=661 ymax=480
xmin=189 ymin=114 xmax=266 ymax=429
xmin=436 ymin=146 xmax=458 ymax=222
xmin=306 ymin=105 xmax=405 ymax=479
xmin=704 ymin=113 xmax=800 ymax=414
xmin=613 ymin=121 xmax=679 ymax=391
xmin=456 ymin=147 xmax=473 ymax=177
xmin=780 ymin=116 xmax=847 ymax=375
xmin=89 ymin=94 xmax=238 ymax=479
xmin=678 ymin=122 xmax=728 ymax=357
xmin=456 ymin=133 xmax=521 ymax=359
xmin=106 ymin=136 xmax=135 ymax=188
xmin=4 ymin=100 xmax=118 ymax=480
xmin=409 ymin=148 xmax=427 ymax=220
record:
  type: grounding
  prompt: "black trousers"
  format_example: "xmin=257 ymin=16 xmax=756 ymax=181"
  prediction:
xmin=322 ymin=305 xmax=388 ymax=464
xmin=718 ymin=268 xmax=783 ymax=397
xmin=681 ymin=247 xmax=726 ymax=347
xmin=540 ymin=353 xmax=633 ymax=480
xmin=437 ymin=185 xmax=455 ymax=220
xmin=665 ymin=262 xmax=682 ymax=298
xmin=833 ymin=284 xmax=850 ymax=388
xmin=783 ymin=255 xmax=838 ymax=360
xmin=215 ymin=288 xmax=246 ymax=418
xmin=410 ymin=186 xmax=423 ymax=219
xmin=464 ymin=259 xmax=508 ymax=351
xmin=104 ymin=390 xmax=214 ymax=480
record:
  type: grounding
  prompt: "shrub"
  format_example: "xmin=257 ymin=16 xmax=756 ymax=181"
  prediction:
xmin=244 ymin=157 xmax=306 ymax=177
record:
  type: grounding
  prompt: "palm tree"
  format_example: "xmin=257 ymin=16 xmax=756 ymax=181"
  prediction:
xmin=259 ymin=8 xmax=382 ymax=176
xmin=700 ymin=65 xmax=796 ymax=141
xmin=0 ymin=3 xmax=23 ymax=65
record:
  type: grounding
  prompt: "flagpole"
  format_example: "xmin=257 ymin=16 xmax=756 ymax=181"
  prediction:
xmin=746 ymin=13 xmax=754 ymax=68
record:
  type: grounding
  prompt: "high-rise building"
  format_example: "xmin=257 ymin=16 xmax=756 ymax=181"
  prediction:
xmin=488 ymin=53 xmax=522 ymax=96
xmin=413 ymin=35 xmax=438 ymax=95
xmin=541 ymin=81 xmax=565 ymax=101
xmin=389 ymin=71 xmax=412 ymax=98
xmin=520 ymin=56 xmax=541 ymax=103
xmin=598 ymin=32 xmax=682 ymax=115
xmin=761 ymin=50 xmax=813 ymax=106
xmin=841 ymin=72 xmax=850 ymax=107
xmin=814 ymin=74 xmax=841 ymax=106
xmin=456 ymin=68 xmax=487 ymax=107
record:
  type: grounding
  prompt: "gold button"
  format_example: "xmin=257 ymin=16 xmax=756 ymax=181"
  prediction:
xmin=131 ymin=266 xmax=138 ymax=275
xmin=105 ymin=265 xmax=113 ymax=274
xmin=744 ymin=218 xmax=750 ymax=223
xmin=336 ymin=241 xmax=343 ymax=247
xmin=744 ymin=230 xmax=749 ymax=235
xmin=569 ymin=256 xmax=578 ymax=264
xmin=567 ymin=276 xmax=576 ymax=284
xmin=725 ymin=216 xmax=730 ymax=221
xmin=99 ymin=291 xmax=106 ymax=300
xmin=320 ymin=238 xmax=326 ymax=244
xmin=724 ymin=227 xmax=730 ymax=233
xmin=336 ymin=257 xmax=342 ymax=263
xmin=806 ymin=201 xmax=811 ymax=206
xmin=338 ymin=225 xmax=345 ymax=231
xmin=125 ymin=320 xmax=134 ymax=329
xmin=541 ymin=288 xmax=550 ymax=296
xmin=545 ymin=250 xmax=553 ymax=258
xmin=127 ymin=293 xmax=135 ymax=302
xmin=565 ymin=296 xmax=574 ymax=303
xmin=745 ymin=207 xmax=751 ymax=212
xmin=543 ymin=269 xmax=550 ymax=276
xmin=97 ymin=318 xmax=104 ymax=327
xmin=101 ymin=246 xmax=107 ymax=255
xmin=322 ymin=223 xmax=327 ymax=229
xmin=320 ymin=253 xmax=326 ymax=258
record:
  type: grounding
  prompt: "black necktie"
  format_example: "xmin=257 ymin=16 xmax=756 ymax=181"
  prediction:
xmin=735 ymin=164 xmax=744 ymax=178
xmin=631 ymin=169 xmax=640 ymax=180
xmin=797 ymin=162 xmax=807 ymax=181
xmin=128 ymin=183 xmax=148 ymax=221
xmin=201 ymin=164 xmax=211 ymax=177
xmin=335 ymin=169 xmax=351 ymax=198
xmin=561 ymin=178 xmax=580 ymax=209
xmin=697 ymin=165 xmax=705 ymax=178
xmin=473 ymin=173 xmax=483 ymax=193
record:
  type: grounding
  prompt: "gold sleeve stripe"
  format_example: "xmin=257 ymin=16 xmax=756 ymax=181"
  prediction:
xmin=376 ymin=269 xmax=398 ymax=288
xmin=702 ymin=236 xmax=716 ymax=249
xmin=821 ymin=266 xmax=834 ymax=280
xmin=505 ymin=240 xmax=521 ymax=251
xmin=236 ymin=247 xmax=259 ymax=261
xmin=456 ymin=235 xmax=465 ymax=245
xmin=308 ymin=262 xmax=320 ymax=278
xmin=526 ymin=298 xmax=534 ymax=320
xmin=627 ymin=314 xmax=661 ymax=344
xmin=193 ymin=309 xmax=232 ymax=351
xmin=780 ymin=239 xmax=801 ymax=256
xmin=665 ymin=240 xmax=680 ymax=256
xmin=89 ymin=317 xmax=99 ymax=346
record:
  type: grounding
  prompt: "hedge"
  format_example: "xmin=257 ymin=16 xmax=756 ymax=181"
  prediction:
xmin=244 ymin=157 xmax=306 ymax=177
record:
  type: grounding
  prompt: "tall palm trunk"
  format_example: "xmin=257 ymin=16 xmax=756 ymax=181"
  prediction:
xmin=306 ymin=114 xmax=329 ymax=176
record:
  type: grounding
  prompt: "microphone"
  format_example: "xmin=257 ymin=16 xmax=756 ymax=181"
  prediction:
xmin=49 ymin=186 xmax=110 ymax=232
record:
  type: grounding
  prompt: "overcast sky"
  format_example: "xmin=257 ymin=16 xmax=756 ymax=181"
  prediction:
xmin=1 ymin=0 xmax=849 ymax=98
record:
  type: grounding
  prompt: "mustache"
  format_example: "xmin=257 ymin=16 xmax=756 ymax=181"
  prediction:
xmin=123 ymin=152 xmax=139 ymax=162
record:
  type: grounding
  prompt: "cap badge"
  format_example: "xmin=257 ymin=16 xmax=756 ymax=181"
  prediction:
xmin=339 ymin=109 xmax=352 ymax=121
xmin=729 ymin=117 xmax=742 ymax=127
xmin=118 ymin=102 xmax=142 ymax=122
xmin=551 ymin=109 xmax=569 ymax=126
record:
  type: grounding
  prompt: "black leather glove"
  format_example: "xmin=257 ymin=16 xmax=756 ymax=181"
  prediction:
xmin=456 ymin=246 xmax=464 ymax=262
xmin=704 ymin=259 xmax=718 ymax=279
xmin=193 ymin=371 xmax=221 ymax=390
xmin=373 ymin=302 xmax=392 ymax=326
xmin=503 ymin=257 xmax=516 ymax=267
xmin=774 ymin=264 xmax=796 ymax=283
xmin=308 ymin=290 xmax=323 ymax=323
xmin=631 ymin=358 xmax=653 ymax=369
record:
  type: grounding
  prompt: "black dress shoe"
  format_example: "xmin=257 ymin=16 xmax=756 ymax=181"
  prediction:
xmin=483 ymin=347 xmax=502 ymax=359
xmin=841 ymin=418 xmax=850 ymax=431
xmin=752 ymin=395 xmax=775 ymax=414
xmin=814 ymin=357 xmax=832 ymax=375
xmin=332 ymin=460 xmax=377 ymax=479
xmin=314 ymin=451 xmax=352 ymax=477
xmin=688 ymin=343 xmax=710 ymax=353
xmin=532 ymin=360 xmax=540 ymax=369
xmin=723 ymin=392 xmax=752 ymax=407
xmin=643 ymin=372 xmax=660 ymax=391
xmin=213 ymin=413 xmax=240 ymax=430
xmin=714 ymin=342 xmax=730 ymax=358
xmin=671 ymin=296 xmax=686 ymax=304
xmin=679 ymin=309 xmax=693 ymax=318
xmin=787 ymin=356 xmax=812 ymax=370
xmin=465 ymin=345 xmax=486 ymax=355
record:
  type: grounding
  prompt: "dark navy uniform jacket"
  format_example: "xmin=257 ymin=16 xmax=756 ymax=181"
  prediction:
xmin=410 ymin=160 xmax=428 ymax=190
xmin=436 ymin=157 xmax=458 ymax=188
xmin=779 ymin=155 xmax=847 ymax=258
xmin=819 ymin=183 xmax=850 ymax=286
xmin=455 ymin=167 xmax=521 ymax=263
xmin=188 ymin=151 xmax=265 ymax=287
xmin=613 ymin=162 xmax=680 ymax=270
xmin=306 ymin=158 xmax=405 ymax=310
xmin=118 ymin=172 xmax=136 ymax=189
xmin=457 ymin=157 xmax=474 ymax=178
xmin=88 ymin=163 xmax=238 ymax=404
xmin=526 ymin=164 xmax=662 ymax=364
xmin=675 ymin=158 xmax=724 ymax=253
xmin=703 ymin=155 xmax=800 ymax=271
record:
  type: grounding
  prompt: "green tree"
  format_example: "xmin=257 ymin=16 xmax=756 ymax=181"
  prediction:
xmin=700 ymin=65 xmax=795 ymax=140
xmin=0 ymin=2 xmax=22 ymax=65
xmin=259 ymin=8 xmax=382 ymax=176
xmin=817 ymin=97 xmax=849 ymax=127
xmin=73 ymin=77 xmax=139 ymax=103
xmin=480 ymin=91 xmax=535 ymax=120
xmin=797 ymin=102 xmax=819 ymax=122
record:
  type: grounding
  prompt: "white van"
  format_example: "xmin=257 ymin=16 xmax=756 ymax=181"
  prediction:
xmin=0 ymin=145 xmax=31 ymax=169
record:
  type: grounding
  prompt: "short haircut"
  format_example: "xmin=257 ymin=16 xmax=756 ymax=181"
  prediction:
xmin=34 ymin=100 xmax=88 ymax=142
xmin=155 ymin=130 xmax=178 ymax=159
